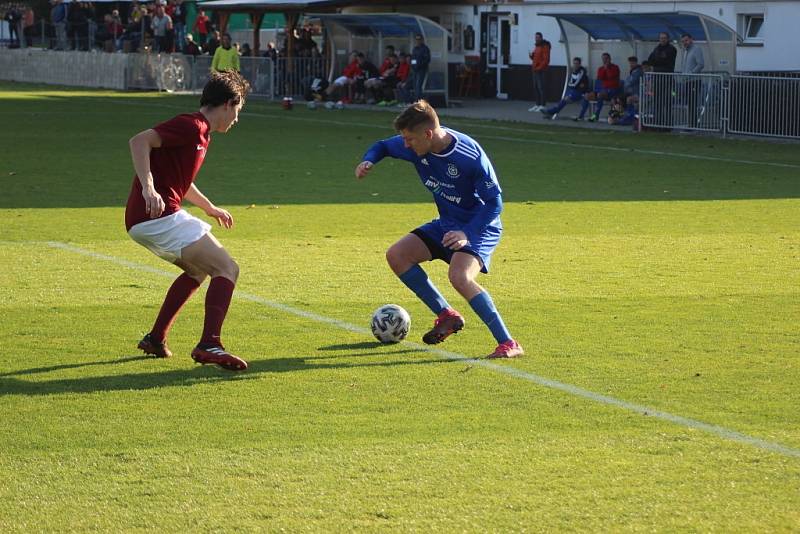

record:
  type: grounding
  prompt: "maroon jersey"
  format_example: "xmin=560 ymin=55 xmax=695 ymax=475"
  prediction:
xmin=125 ymin=112 xmax=212 ymax=230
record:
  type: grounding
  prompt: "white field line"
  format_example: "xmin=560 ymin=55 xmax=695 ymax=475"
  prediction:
xmin=98 ymin=98 xmax=800 ymax=170
xmin=44 ymin=240 xmax=800 ymax=460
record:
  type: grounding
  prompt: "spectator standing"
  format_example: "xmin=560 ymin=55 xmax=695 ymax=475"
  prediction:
xmin=211 ymin=33 xmax=240 ymax=72
xmin=263 ymin=41 xmax=277 ymax=61
xmin=680 ymin=33 xmax=704 ymax=74
xmin=22 ymin=6 xmax=34 ymax=48
xmin=4 ymin=5 xmax=22 ymax=48
xmin=67 ymin=2 xmax=88 ymax=50
xmin=575 ymin=52 xmax=621 ymax=122
xmin=50 ymin=0 xmax=68 ymax=50
xmin=647 ymin=31 xmax=678 ymax=128
xmin=410 ymin=34 xmax=431 ymax=101
xmin=86 ymin=3 xmax=97 ymax=50
xmin=151 ymin=5 xmax=172 ymax=53
xmin=205 ymin=30 xmax=221 ymax=56
xmin=680 ymin=33 xmax=705 ymax=127
xmin=170 ymin=0 xmax=186 ymax=50
xmin=193 ymin=9 xmax=210 ymax=46
xmin=540 ymin=57 xmax=588 ymax=118
xmin=527 ymin=32 xmax=551 ymax=111
xmin=648 ymin=32 xmax=677 ymax=73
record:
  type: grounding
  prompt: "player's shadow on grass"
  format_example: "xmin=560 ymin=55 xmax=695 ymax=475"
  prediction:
xmin=0 ymin=355 xmax=150 ymax=378
xmin=0 ymin=353 xmax=449 ymax=397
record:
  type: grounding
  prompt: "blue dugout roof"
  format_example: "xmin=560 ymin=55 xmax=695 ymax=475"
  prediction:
xmin=539 ymin=12 xmax=733 ymax=41
xmin=310 ymin=13 xmax=446 ymax=38
xmin=198 ymin=0 xmax=345 ymax=11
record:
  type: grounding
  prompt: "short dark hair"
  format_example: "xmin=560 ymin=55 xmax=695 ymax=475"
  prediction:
xmin=681 ymin=33 xmax=692 ymax=39
xmin=602 ymin=52 xmax=611 ymax=58
xmin=356 ymin=52 xmax=365 ymax=59
xmin=393 ymin=99 xmax=438 ymax=132
xmin=628 ymin=56 xmax=638 ymax=62
xmin=200 ymin=70 xmax=250 ymax=108
xmin=535 ymin=32 xmax=543 ymax=38
xmin=572 ymin=57 xmax=582 ymax=63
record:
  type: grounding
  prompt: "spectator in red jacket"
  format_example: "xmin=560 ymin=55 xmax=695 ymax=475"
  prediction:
xmin=576 ymin=52 xmax=622 ymax=122
xmin=326 ymin=51 xmax=361 ymax=103
xmin=193 ymin=10 xmax=210 ymax=46
xmin=527 ymin=32 xmax=551 ymax=111
xmin=395 ymin=52 xmax=412 ymax=103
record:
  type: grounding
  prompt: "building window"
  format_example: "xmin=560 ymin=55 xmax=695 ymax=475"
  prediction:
xmin=738 ymin=14 xmax=764 ymax=41
xmin=439 ymin=13 xmax=465 ymax=53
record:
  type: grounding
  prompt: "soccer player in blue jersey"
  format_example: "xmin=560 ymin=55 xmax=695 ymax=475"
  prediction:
xmin=354 ymin=100 xmax=524 ymax=358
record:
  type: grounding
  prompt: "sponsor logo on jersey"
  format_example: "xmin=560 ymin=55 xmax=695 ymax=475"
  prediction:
xmin=447 ymin=163 xmax=460 ymax=178
xmin=485 ymin=181 xmax=497 ymax=189
xmin=420 ymin=158 xmax=429 ymax=166
xmin=425 ymin=178 xmax=462 ymax=204
xmin=196 ymin=144 xmax=205 ymax=152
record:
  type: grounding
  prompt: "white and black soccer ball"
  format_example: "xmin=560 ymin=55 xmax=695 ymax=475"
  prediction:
xmin=371 ymin=304 xmax=411 ymax=344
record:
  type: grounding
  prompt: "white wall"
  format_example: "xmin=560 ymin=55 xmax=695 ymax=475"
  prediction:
xmin=348 ymin=1 xmax=799 ymax=72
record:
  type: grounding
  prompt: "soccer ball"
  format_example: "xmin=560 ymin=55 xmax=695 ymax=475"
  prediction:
xmin=371 ymin=304 xmax=411 ymax=344
xmin=324 ymin=101 xmax=335 ymax=110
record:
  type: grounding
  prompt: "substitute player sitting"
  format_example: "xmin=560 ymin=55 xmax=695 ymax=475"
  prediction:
xmin=355 ymin=101 xmax=524 ymax=359
xmin=125 ymin=71 xmax=250 ymax=371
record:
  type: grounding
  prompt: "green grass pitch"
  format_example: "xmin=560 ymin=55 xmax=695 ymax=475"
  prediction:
xmin=1 ymin=82 xmax=799 ymax=531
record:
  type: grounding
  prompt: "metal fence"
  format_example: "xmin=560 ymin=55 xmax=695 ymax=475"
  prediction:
xmin=640 ymin=72 xmax=800 ymax=139
xmin=727 ymin=75 xmax=800 ymax=138
xmin=0 ymin=49 xmax=333 ymax=99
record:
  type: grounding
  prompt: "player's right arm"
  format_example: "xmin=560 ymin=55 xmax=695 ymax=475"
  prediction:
xmin=355 ymin=136 xmax=414 ymax=179
xmin=129 ymin=128 xmax=165 ymax=218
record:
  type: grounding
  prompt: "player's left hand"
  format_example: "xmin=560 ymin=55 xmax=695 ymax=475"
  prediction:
xmin=206 ymin=206 xmax=234 ymax=229
xmin=442 ymin=230 xmax=468 ymax=250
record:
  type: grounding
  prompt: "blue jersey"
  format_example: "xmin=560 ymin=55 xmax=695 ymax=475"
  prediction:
xmin=363 ymin=128 xmax=503 ymax=239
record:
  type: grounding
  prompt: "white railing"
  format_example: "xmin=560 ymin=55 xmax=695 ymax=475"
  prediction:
xmin=0 ymin=48 xmax=327 ymax=99
xmin=640 ymin=71 xmax=800 ymax=139
xmin=727 ymin=75 xmax=800 ymax=139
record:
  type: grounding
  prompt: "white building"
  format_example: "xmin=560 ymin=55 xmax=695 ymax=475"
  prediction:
xmin=347 ymin=0 xmax=799 ymax=100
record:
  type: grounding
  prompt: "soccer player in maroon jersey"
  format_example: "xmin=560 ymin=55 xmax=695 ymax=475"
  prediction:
xmin=125 ymin=71 xmax=250 ymax=371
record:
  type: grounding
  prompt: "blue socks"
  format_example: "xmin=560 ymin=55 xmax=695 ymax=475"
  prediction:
xmin=469 ymin=291 xmax=512 ymax=344
xmin=399 ymin=265 xmax=449 ymax=315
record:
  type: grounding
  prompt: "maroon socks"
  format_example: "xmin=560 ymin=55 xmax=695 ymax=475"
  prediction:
xmin=151 ymin=273 xmax=201 ymax=343
xmin=200 ymin=276 xmax=235 ymax=346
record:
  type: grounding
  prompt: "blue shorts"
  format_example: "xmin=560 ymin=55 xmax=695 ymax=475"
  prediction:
xmin=412 ymin=219 xmax=502 ymax=274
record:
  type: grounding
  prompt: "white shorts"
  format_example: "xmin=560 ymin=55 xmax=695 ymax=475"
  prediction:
xmin=333 ymin=75 xmax=351 ymax=86
xmin=128 ymin=209 xmax=211 ymax=263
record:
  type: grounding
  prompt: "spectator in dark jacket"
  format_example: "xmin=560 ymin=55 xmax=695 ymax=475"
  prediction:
xmin=410 ymin=33 xmax=430 ymax=101
xmin=648 ymin=32 xmax=677 ymax=73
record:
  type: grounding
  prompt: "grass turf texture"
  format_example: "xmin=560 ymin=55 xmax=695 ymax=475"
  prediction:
xmin=1 ymin=82 xmax=799 ymax=531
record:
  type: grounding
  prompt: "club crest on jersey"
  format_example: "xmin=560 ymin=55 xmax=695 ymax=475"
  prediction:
xmin=447 ymin=163 xmax=460 ymax=178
